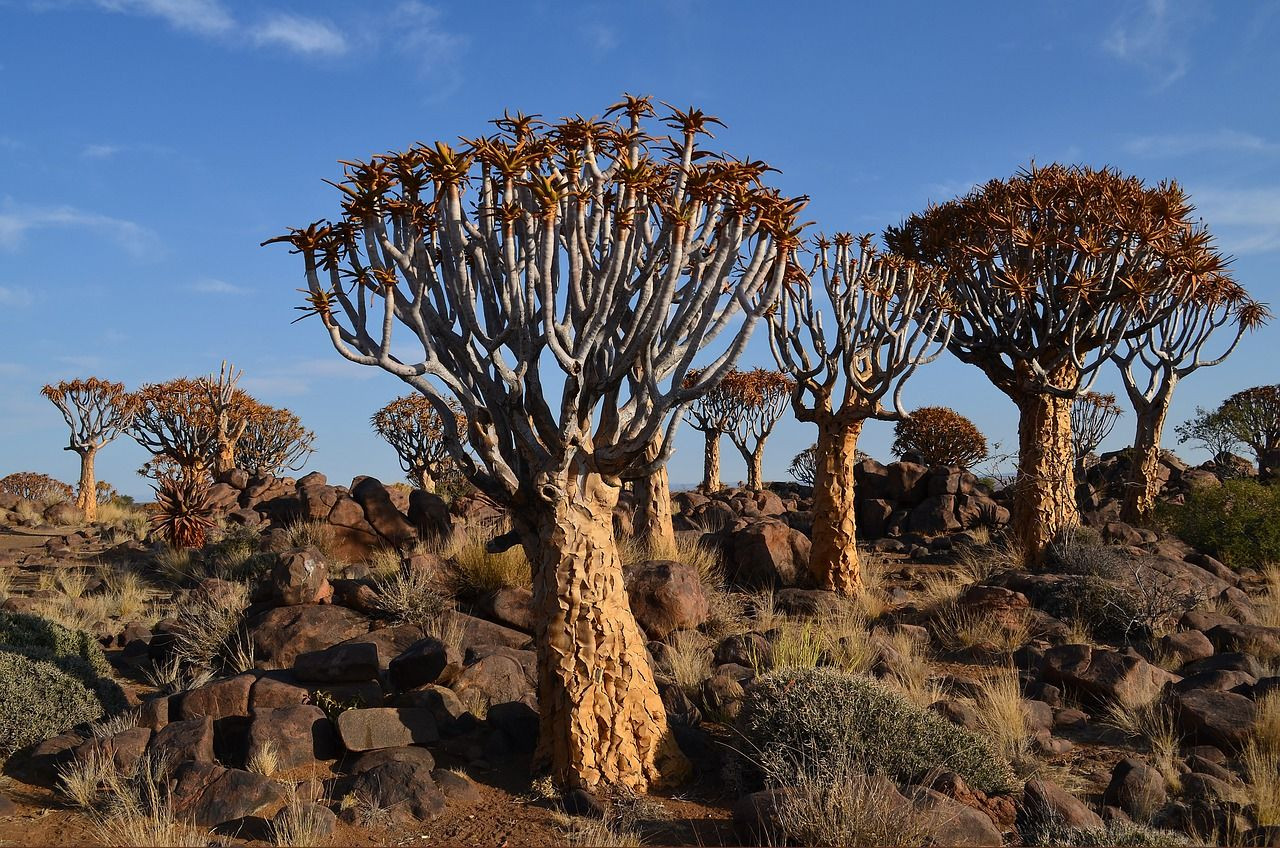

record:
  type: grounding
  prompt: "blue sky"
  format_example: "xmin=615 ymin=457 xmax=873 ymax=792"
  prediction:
xmin=1 ymin=0 xmax=1278 ymax=498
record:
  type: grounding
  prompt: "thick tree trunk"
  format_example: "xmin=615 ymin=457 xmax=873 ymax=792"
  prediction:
xmin=808 ymin=418 xmax=864 ymax=595
xmin=75 ymin=448 xmax=98 ymax=523
xmin=414 ymin=468 xmax=436 ymax=494
xmin=633 ymin=462 xmax=676 ymax=556
xmin=702 ymin=431 xmax=721 ymax=493
xmin=1011 ymin=389 xmax=1080 ymax=566
xmin=747 ymin=445 xmax=765 ymax=492
xmin=215 ymin=439 xmax=237 ymax=475
xmin=516 ymin=471 xmax=688 ymax=792
xmin=1120 ymin=404 xmax=1168 ymax=525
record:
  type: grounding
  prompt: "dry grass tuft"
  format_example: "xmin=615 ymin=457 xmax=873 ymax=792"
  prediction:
xmin=269 ymin=782 xmax=333 ymax=846
xmin=879 ymin=628 xmax=946 ymax=708
xmin=971 ymin=667 xmax=1032 ymax=767
xmin=1100 ymin=699 xmax=1183 ymax=791
xmin=934 ymin=603 xmax=1030 ymax=656
xmin=664 ymin=630 xmax=712 ymax=692
xmin=443 ymin=526 xmax=531 ymax=596
xmin=555 ymin=813 xmax=644 ymax=847
xmin=1258 ymin=562 xmax=1280 ymax=629
xmin=283 ymin=519 xmax=338 ymax=561
xmin=373 ymin=565 xmax=453 ymax=629
xmin=1244 ymin=691 xmax=1280 ymax=826
xmin=246 ymin=740 xmax=279 ymax=777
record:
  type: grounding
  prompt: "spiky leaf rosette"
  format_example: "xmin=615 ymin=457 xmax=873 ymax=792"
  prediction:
xmin=150 ymin=477 xmax=217 ymax=549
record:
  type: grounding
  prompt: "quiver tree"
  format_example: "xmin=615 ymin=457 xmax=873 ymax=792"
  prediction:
xmin=1219 ymin=385 xmax=1280 ymax=478
xmin=1112 ymin=279 xmax=1266 ymax=521
xmin=267 ymin=96 xmax=800 ymax=791
xmin=721 ymin=368 xmax=795 ymax=491
xmin=0 ymin=472 xmax=73 ymax=503
xmin=236 ymin=405 xmax=315 ymax=476
xmin=788 ymin=444 xmax=818 ymax=486
xmin=891 ymin=406 xmax=988 ymax=469
xmin=131 ymin=378 xmax=220 ymax=483
xmin=626 ymin=435 xmax=676 ymax=554
xmin=205 ymin=362 xmax=259 ymax=474
xmin=1070 ymin=392 xmax=1123 ymax=473
xmin=887 ymin=164 xmax=1227 ymax=565
xmin=682 ymin=369 xmax=736 ymax=492
xmin=371 ymin=395 xmax=466 ymax=493
xmin=1176 ymin=405 xmax=1243 ymax=471
xmin=770 ymin=234 xmax=951 ymax=594
xmin=40 ymin=378 xmax=137 ymax=521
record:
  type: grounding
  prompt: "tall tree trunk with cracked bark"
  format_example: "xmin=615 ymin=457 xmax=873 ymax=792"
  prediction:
xmin=1011 ymin=384 xmax=1079 ymax=566
xmin=1120 ymin=403 xmax=1169 ymax=525
xmin=75 ymin=447 xmax=98 ymax=522
xmin=414 ymin=468 xmax=436 ymax=494
xmin=633 ymin=464 xmax=676 ymax=556
xmin=702 ymin=431 xmax=721 ymax=493
xmin=516 ymin=470 xmax=689 ymax=791
xmin=215 ymin=439 xmax=238 ymax=475
xmin=808 ymin=416 xmax=864 ymax=594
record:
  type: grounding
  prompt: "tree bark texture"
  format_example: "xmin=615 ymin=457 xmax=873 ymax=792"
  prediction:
xmin=517 ymin=471 xmax=689 ymax=791
xmin=808 ymin=417 xmax=864 ymax=595
xmin=1120 ymin=404 xmax=1169 ymax=525
xmin=702 ymin=431 xmax=721 ymax=493
xmin=414 ymin=468 xmax=436 ymax=494
xmin=75 ymin=448 xmax=97 ymax=523
xmin=1012 ymin=389 xmax=1080 ymax=566
xmin=746 ymin=446 xmax=765 ymax=492
xmin=633 ymin=461 xmax=676 ymax=556
xmin=215 ymin=439 xmax=237 ymax=475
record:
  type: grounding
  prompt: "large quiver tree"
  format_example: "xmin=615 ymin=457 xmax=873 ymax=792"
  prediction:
xmin=887 ymin=164 xmax=1227 ymax=565
xmin=1111 ymin=278 xmax=1265 ymax=521
xmin=40 ymin=378 xmax=137 ymax=521
xmin=267 ymin=96 xmax=801 ymax=791
xmin=131 ymin=378 xmax=221 ymax=483
xmin=722 ymin=368 xmax=795 ymax=491
xmin=371 ymin=394 xmax=465 ymax=492
xmin=205 ymin=362 xmax=259 ymax=474
xmin=770 ymin=234 xmax=951 ymax=594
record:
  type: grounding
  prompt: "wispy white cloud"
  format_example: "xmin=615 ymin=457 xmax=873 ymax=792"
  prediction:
xmin=1103 ymin=0 xmax=1208 ymax=88
xmin=1124 ymin=130 xmax=1279 ymax=157
xmin=0 ymin=286 xmax=35 ymax=307
xmin=251 ymin=13 xmax=347 ymax=55
xmin=240 ymin=357 xmax=377 ymax=398
xmin=89 ymin=0 xmax=234 ymax=36
xmin=0 ymin=199 xmax=160 ymax=258
xmin=580 ymin=22 xmax=617 ymax=55
xmin=394 ymin=1 xmax=467 ymax=81
xmin=189 ymin=278 xmax=246 ymax=295
xmin=81 ymin=143 xmax=123 ymax=159
xmin=1192 ymin=186 xmax=1280 ymax=255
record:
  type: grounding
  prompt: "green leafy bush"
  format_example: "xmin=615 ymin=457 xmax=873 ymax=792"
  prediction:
xmin=736 ymin=668 xmax=1015 ymax=794
xmin=0 ymin=610 xmax=111 ymax=676
xmin=1023 ymin=819 xmax=1189 ymax=846
xmin=0 ymin=647 xmax=109 ymax=755
xmin=1159 ymin=479 xmax=1280 ymax=568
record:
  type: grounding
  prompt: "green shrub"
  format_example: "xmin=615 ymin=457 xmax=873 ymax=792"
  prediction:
xmin=0 ymin=610 xmax=111 ymax=676
xmin=0 ymin=647 xmax=109 ymax=755
xmin=736 ymin=668 xmax=1015 ymax=795
xmin=1038 ymin=575 xmax=1141 ymax=643
xmin=1024 ymin=819 xmax=1189 ymax=846
xmin=1159 ymin=479 xmax=1280 ymax=568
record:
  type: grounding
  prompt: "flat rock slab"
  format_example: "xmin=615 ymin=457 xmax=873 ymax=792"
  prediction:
xmin=337 ymin=707 xmax=439 ymax=752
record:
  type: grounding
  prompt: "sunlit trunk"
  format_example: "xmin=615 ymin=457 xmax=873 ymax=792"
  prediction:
xmin=1120 ymin=404 xmax=1169 ymax=525
xmin=516 ymin=469 xmax=689 ymax=792
xmin=415 ymin=468 xmax=436 ymax=494
xmin=632 ymin=453 xmax=676 ymax=557
xmin=808 ymin=417 xmax=864 ymax=595
xmin=75 ymin=448 xmax=98 ymax=523
xmin=215 ymin=439 xmax=237 ymax=475
xmin=747 ymin=445 xmax=765 ymax=492
xmin=702 ymin=431 xmax=721 ymax=493
xmin=1011 ymin=386 xmax=1079 ymax=566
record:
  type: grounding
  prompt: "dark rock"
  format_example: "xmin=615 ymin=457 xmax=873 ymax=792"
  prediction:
xmin=269 ymin=803 xmax=336 ymax=841
xmin=724 ymin=521 xmax=810 ymax=589
xmin=246 ymin=705 xmax=337 ymax=772
xmin=388 ymin=637 xmax=461 ymax=691
xmin=337 ymin=707 xmax=439 ymax=752
xmin=474 ymin=587 xmax=536 ymax=634
xmin=149 ymin=716 xmax=215 ymax=764
xmin=1019 ymin=778 xmax=1104 ymax=833
xmin=1173 ymin=689 xmax=1257 ymax=749
xmin=340 ymin=760 xmax=444 ymax=822
xmin=170 ymin=761 xmax=284 ymax=828
xmin=247 ymin=604 xmax=369 ymax=669
xmin=346 ymin=744 xmax=435 ymax=775
xmin=1103 ymin=758 xmax=1167 ymax=820
xmin=1040 ymin=644 xmax=1175 ymax=708
xmin=623 ymin=559 xmax=709 ymax=640
xmin=294 ymin=641 xmax=380 ymax=683
xmin=180 ymin=673 xmax=255 ymax=720
xmin=1160 ymin=630 xmax=1216 ymax=664
xmin=351 ymin=477 xmax=417 ymax=547
xmin=270 ymin=547 xmax=332 ymax=606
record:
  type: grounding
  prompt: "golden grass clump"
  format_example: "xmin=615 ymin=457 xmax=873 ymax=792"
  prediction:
xmin=442 ymin=526 xmax=531 ymax=596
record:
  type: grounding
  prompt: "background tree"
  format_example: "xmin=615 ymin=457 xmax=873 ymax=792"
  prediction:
xmin=1070 ymin=392 xmax=1123 ymax=474
xmin=682 ymin=369 xmax=735 ymax=492
xmin=788 ymin=444 xmax=818 ymax=486
xmin=892 ymin=406 xmax=989 ymax=469
xmin=371 ymin=395 xmax=465 ymax=493
xmin=722 ymin=369 xmax=794 ymax=491
xmin=204 ymin=362 xmax=260 ymax=474
xmin=131 ymin=378 xmax=220 ymax=483
xmin=1219 ymin=385 xmax=1280 ymax=479
xmin=887 ymin=164 xmax=1227 ymax=565
xmin=1176 ymin=405 xmax=1244 ymax=473
xmin=627 ymin=435 xmax=676 ymax=554
xmin=40 ymin=378 xmax=137 ymax=521
xmin=236 ymin=405 xmax=315 ymax=476
xmin=0 ymin=472 xmax=73 ymax=503
xmin=770 ymin=234 xmax=951 ymax=593
xmin=268 ymin=97 xmax=799 ymax=791
xmin=1111 ymin=277 xmax=1266 ymax=521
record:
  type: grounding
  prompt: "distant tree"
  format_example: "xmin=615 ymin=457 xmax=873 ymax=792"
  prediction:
xmin=682 ymin=370 xmax=737 ymax=493
xmin=204 ymin=362 xmax=261 ymax=475
xmin=1219 ymin=385 xmax=1280 ymax=479
xmin=268 ymin=97 xmax=799 ymax=791
xmin=40 ymin=377 xmax=138 ymax=521
xmin=788 ymin=444 xmax=818 ymax=486
xmin=1176 ymin=406 xmax=1244 ymax=472
xmin=371 ymin=395 xmax=465 ymax=494
xmin=888 ymin=164 xmax=1230 ymax=565
xmin=0 ymin=472 xmax=73 ymax=503
xmin=1070 ymin=392 xmax=1123 ymax=473
xmin=131 ymin=378 xmax=220 ymax=483
xmin=722 ymin=369 xmax=795 ymax=491
xmin=235 ymin=405 xmax=315 ymax=476
xmin=892 ymin=406 xmax=989 ymax=469
xmin=770 ymin=234 xmax=951 ymax=593
xmin=1112 ymin=274 xmax=1266 ymax=521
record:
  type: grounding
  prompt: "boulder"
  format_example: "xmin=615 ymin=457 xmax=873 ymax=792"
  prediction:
xmin=346 ymin=744 xmax=435 ymax=775
xmin=247 ymin=604 xmax=369 ymax=669
xmin=270 ymin=548 xmax=332 ymax=606
xmin=72 ymin=727 xmax=151 ymax=775
xmin=42 ymin=502 xmax=82 ymax=525
xmin=388 ymin=637 xmax=462 ymax=691
xmin=339 ymin=759 xmax=444 ymax=823
xmin=1103 ymin=758 xmax=1167 ymax=820
xmin=170 ymin=761 xmax=284 ymax=828
xmin=270 ymin=803 xmax=336 ymax=842
xmin=909 ymin=495 xmax=961 ymax=536
xmin=408 ymin=490 xmax=452 ymax=545
xmin=623 ymin=560 xmax=710 ymax=640
xmin=1206 ymin=623 xmax=1280 ymax=660
xmin=180 ymin=674 xmax=254 ymax=721
xmin=351 ymin=477 xmax=417 ymax=547
xmin=246 ymin=705 xmax=337 ymax=772
xmin=1159 ymin=630 xmax=1215 ymax=665
xmin=1173 ymin=689 xmax=1257 ymax=750
xmin=337 ymin=707 xmax=439 ymax=752
xmin=724 ymin=521 xmax=811 ymax=589
xmin=326 ymin=496 xmax=381 ymax=561
xmin=1019 ymin=779 xmax=1104 ymax=834
xmin=474 ymin=587 xmax=536 ymax=634
xmin=451 ymin=648 xmax=536 ymax=712
xmin=293 ymin=641 xmax=380 ymax=683
xmin=1040 ymin=644 xmax=1176 ymax=708
xmin=149 ymin=716 xmax=215 ymax=764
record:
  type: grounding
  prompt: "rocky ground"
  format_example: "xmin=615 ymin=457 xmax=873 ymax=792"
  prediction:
xmin=0 ymin=456 xmax=1276 ymax=847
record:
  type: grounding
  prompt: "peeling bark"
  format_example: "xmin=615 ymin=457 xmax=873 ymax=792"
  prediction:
xmin=633 ymin=461 xmax=676 ymax=555
xmin=215 ymin=440 xmax=237 ymax=475
xmin=702 ymin=431 xmax=721 ymax=493
xmin=746 ymin=447 xmax=765 ymax=492
xmin=1012 ymin=389 xmax=1079 ymax=566
xmin=1120 ymin=405 xmax=1168 ymax=525
xmin=809 ymin=417 xmax=864 ymax=594
xmin=75 ymin=448 xmax=97 ymax=523
xmin=517 ymin=471 xmax=689 ymax=792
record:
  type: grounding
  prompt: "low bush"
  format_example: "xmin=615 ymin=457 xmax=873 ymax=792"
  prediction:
xmin=1045 ymin=526 xmax=1125 ymax=579
xmin=1159 ymin=478 xmax=1280 ymax=568
xmin=0 ymin=647 xmax=111 ymax=755
xmin=736 ymin=667 xmax=1015 ymax=795
xmin=1024 ymin=819 xmax=1189 ymax=847
xmin=1037 ymin=575 xmax=1141 ymax=644
xmin=0 ymin=609 xmax=112 ymax=676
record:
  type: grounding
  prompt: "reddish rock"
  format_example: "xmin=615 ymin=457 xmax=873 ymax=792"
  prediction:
xmin=247 ymin=604 xmax=369 ymax=669
xmin=180 ymin=673 xmax=254 ymax=721
xmin=246 ymin=705 xmax=337 ymax=771
xmin=149 ymin=716 xmax=215 ymax=764
xmin=725 ymin=521 xmax=811 ymax=588
xmin=271 ymin=547 xmax=333 ymax=606
xmin=337 ymin=707 xmax=439 ymax=752
xmin=624 ymin=559 xmax=710 ymax=640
